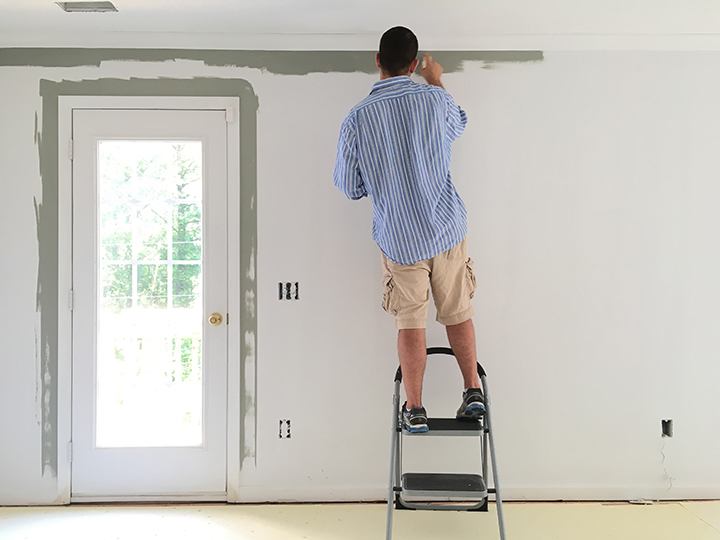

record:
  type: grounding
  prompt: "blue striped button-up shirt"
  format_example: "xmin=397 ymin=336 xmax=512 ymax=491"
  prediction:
xmin=334 ymin=76 xmax=469 ymax=265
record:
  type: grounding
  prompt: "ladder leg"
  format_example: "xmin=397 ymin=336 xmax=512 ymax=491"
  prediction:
xmin=395 ymin=411 xmax=402 ymax=488
xmin=386 ymin=384 xmax=401 ymax=540
xmin=482 ymin=375 xmax=507 ymax=540
xmin=482 ymin=419 xmax=488 ymax=481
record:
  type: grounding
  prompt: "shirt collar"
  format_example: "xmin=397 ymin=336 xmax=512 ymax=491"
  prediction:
xmin=370 ymin=76 xmax=414 ymax=94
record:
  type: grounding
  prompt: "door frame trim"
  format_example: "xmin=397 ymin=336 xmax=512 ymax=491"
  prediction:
xmin=58 ymin=95 xmax=242 ymax=503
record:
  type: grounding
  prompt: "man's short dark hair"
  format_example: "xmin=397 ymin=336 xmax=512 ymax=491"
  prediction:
xmin=378 ymin=26 xmax=418 ymax=77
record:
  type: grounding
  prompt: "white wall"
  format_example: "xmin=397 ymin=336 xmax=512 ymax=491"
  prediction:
xmin=2 ymin=47 xmax=720 ymax=505
xmin=459 ymin=51 xmax=720 ymax=500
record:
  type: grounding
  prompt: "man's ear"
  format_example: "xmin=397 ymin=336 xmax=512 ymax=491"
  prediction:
xmin=376 ymin=53 xmax=382 ymax=70
xmin=409 ymin=58 xmax=420 ymax=74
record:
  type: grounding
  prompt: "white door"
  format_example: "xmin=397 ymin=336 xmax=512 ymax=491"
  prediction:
xmin=71 ymin=109 xmax=228 ymax=500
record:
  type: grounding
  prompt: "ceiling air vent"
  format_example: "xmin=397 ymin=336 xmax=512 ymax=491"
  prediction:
xmin=56 ymin=1 xmax=118 ymax=12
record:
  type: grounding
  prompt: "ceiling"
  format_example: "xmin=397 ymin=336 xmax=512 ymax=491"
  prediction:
xmin=3 ymin=0 xmax=720 ymax=50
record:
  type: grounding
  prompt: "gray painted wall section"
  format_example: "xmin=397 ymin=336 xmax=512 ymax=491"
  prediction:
xmin=33 ymin=117 xmax=58 ymax=476
xmin=0 ymin=49 xmax=543 ymax=73
xmin=37 ymin=77 xmax=258 ymax=477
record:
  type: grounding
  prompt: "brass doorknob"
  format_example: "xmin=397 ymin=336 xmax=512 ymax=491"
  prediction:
xmin=208 ymin=313 xmax=223 ymax=326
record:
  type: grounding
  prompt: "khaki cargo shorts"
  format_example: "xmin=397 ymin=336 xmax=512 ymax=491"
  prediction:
xmin=381 ymin=238 xmax=477 ymax=330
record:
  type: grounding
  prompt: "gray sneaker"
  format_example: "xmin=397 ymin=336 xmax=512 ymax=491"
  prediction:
xmin=456 ymin=388 xmax=485 ymax=420
xmin=402 ymin=403 xmax=429 ymax=433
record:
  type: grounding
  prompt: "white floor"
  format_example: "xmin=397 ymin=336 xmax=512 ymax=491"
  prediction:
xmin=1 ymin=501 xmax=720 ymax=540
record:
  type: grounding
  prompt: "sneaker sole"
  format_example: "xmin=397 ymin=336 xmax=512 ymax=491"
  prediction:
xmin=456 ymin=403 xmax=485 ymax=420
xmin=403 ymin=423 xmax=429 ymax=433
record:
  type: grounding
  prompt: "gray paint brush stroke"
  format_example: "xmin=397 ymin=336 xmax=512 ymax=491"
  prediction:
xmin=1 ymin=49 xmax=543 ymax=73
xmin=34 ymin=109 xmax=59 ymax=477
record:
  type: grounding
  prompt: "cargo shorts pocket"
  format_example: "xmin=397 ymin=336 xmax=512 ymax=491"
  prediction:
xmin=382 ymin=274 xmax=397 ymax=315
xmin=465 ymin=258 xmax=477 ymax=299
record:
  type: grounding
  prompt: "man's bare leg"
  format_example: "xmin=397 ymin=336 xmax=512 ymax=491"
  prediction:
xmin=446 ymin=319 xmax=481 ymax=389
xmin=398 ymin=328 xmax=427 ymax=409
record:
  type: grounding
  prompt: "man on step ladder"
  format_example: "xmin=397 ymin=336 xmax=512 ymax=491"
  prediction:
xmin=334 ymin=26 xmax=485 ymax=433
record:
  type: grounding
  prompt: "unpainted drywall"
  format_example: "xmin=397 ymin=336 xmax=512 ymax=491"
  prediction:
xmin=14 ymin=48 xmax=720 ymax=504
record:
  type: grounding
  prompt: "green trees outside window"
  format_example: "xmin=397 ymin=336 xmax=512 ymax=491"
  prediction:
xmin=100 ymin=142 xmax=202 ymax=312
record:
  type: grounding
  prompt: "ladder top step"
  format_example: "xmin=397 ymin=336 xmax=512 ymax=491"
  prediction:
xmin=402 ymin=417 xmax=483 ymax=436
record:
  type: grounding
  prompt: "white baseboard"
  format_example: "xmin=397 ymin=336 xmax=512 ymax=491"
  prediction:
xmin=70 ymin=492 xmax=228 ymax=504
xmin=228 ymin=485 xmax=720 ymax=504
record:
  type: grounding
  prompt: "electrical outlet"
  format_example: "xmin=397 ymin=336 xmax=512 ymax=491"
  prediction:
xmin=278 ymin=282 xmax=299 ymax=300
xmin=662 ymin=419 xmax=673 ymax=437
xmin=279 ymin=419 xmax=292 ymax=439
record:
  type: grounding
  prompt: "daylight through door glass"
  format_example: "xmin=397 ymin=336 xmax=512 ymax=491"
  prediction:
xmin=96 ymin=140 xmax=203 ymax=448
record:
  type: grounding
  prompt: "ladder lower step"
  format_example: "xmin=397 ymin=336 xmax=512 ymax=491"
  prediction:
xmin=402 ymin=473 xmax=487 ymax=499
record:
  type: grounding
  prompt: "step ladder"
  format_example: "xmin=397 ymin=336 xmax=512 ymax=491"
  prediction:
xmin=385 ymin=347 xmax=507 ymax=540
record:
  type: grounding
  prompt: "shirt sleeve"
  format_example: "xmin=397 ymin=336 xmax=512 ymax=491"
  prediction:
xmin=334 ymin=114 xmax=368 ymax=200
xmin=445 ymin=91 xmax=468 ymax=141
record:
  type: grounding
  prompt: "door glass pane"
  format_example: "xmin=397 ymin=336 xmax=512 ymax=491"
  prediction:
xmin=96 ymin=141 xmax=203 ymax=448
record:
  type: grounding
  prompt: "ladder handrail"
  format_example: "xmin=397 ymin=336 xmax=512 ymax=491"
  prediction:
xmin=394 ymin=347 xmax=487 ymax=382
